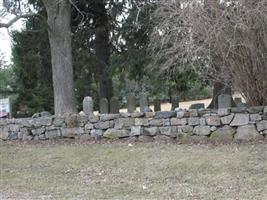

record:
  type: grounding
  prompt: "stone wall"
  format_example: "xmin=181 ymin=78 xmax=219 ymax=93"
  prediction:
xmin=1 ymin=106 xmax=267 ymax=143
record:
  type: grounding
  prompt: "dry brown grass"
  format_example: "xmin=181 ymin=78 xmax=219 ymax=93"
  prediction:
xmin=0 ymin=142 xmax=266 ymax=199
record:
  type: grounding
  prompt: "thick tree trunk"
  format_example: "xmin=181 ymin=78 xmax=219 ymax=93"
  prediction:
xmin=42 ymin=0 xmax=77 ymax=115
xmin=94 ymin=0 xmax=113 ymax=103
xmin=208 ymin=81 xmax=235 ymax=109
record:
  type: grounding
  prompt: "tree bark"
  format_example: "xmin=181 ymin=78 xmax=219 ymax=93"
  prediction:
xmin=42 ymin=0 xmax=77 ymax=115
xmin=94 ymin=0 xmax=113 ymax=103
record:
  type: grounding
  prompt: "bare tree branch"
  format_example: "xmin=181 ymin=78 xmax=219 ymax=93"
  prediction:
xmin=0 ymin=13 xmax=35 ymax=28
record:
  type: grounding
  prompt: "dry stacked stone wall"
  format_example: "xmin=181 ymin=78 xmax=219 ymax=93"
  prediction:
xmin=1 ymin=106 xmax=267 ymax=143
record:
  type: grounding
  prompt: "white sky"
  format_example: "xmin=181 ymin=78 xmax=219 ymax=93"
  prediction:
xmin=0 ymin=21 xmax=24 ymax=64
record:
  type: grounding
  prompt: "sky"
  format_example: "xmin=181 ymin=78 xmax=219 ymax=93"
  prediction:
xmin=0 ymin=20 xmax=24 ymax=64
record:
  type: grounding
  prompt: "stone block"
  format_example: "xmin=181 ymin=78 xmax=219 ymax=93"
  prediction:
xmin=61 ymin=128 xmax=84 ymax=138
xmin=235 ymin=125 xmax=264 ymax=141
xmin=218 ymin=108 xmax=230 ymax=116
xmin=154 ymin=111 xmax=176 ymax=119
xmin=221 ymin=114 xmax=234 ymax=125
xmin=100 ymin=114 xmax=120 ymax=121
xmin=0 ymin=127 xmax=9 ymax=140
xmin=135 ymin=118 xmax=149 ymax=126
xmin=31 ymin=127 xmax=46 ymax=136
xmin=170 ymin=118 xmax=187 ymax=126
xmin=114 ymin=118 xmax=135 ymax=129
xmin=256 ymin=120 xmax=267 ymax=132
xmin=159 ymin=126 xmax=177 ymax=137
xmin=250 ymin=114 xmax=262 ymax=122
xmin=189 ymin=109 xmax=198 ymax=117
xmin=247 ymin=106 xmax=264 ymax=114
xmin=53 ymin=116 xmax=65 ymax=127
xmin=205 ymin=115 xmax=220 ymax=126
xmin=181 ymin=125 xmax=193 ymax=134
xmin=193 ymin=126 xmax=210 ymax=136
xmin=210 ymin=125 xmax=235 ymax=142
xmin=45 ymin=128 xmax=61 ymax=139
xmin=130 ymin=126 xmax=143 ymax=136
xmin=145 ymin=112 xmax=155 ymax=118
xmin=163 ymin=119 xmax=170 ymax=126
xmin=131 ymin=112 xmax=145 ymax=118
xmin=33 ymin=117 xmax=52 ymax=127
xmin=231 ymin=107 xmax=247 ymax=113
xmin=94 ymin=121 xmax=111 ymax=130
xmin=199 ymin=118 xmax=206 ymax=126
xmin=90 ymin=129 xmax=103 ymax=140
xmin=230 ymin=114 xmax=249 ymax=126
xmin=103 ymin=129 xmax=130 ymax=139
xmin=149 ymin=119 xmax=163 ymax=126
xmin=176 ymin=110 xmax=185 ymax=118
xmin=188 ymin=117 xmax=200 ymax=126
xmin=143 ymin=127 xmax=159 ymax=136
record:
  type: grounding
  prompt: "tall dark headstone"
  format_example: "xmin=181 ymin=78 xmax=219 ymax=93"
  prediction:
xmin=140 ymin=93 xmax=149 ymax=112
xmin=154 ymin=98 xmax=161 ymax=112
xmin=127 ymin=93 xmax=136 ymax=113
xmin=110 ymin=96 xmax=120 ymax=114
xmin=100 ymin=98 xmax=109 ymax=114
xmin=171 ymin=95 xmax=179 ymax=111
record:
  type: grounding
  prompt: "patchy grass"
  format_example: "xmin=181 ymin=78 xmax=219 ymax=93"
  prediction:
xmin=0 ymin=142 xmax=266 ymax=199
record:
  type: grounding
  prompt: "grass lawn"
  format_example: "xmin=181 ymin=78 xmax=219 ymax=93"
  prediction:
xmin=0 ymin=141 xmax=266 ymax=200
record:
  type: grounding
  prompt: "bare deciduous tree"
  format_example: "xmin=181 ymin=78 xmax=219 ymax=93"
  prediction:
xmin=151 ymin=0 xmax=267 ymax=106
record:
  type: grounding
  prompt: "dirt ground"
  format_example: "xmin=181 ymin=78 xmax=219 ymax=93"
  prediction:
xmin=0 ymin=142 xmax=266 ymax=200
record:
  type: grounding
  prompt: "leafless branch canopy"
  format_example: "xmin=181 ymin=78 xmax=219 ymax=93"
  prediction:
xmin=150 ymin=0 xmax=267 ymax=105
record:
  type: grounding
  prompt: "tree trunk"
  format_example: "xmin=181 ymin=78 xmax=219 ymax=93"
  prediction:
xmin=94 ymin=0 xmax=113 ymax=103
xmin=208 ymin=81 xmax=235 ymax=109
xmin=42 ymin=0 xmax=77 ymax=115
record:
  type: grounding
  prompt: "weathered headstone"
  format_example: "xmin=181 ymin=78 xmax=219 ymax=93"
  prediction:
xmin=83 ymin=96 xmax=93 ymax=115
xmin=154 ymin=98 xmax=161 ymax=112
xmin=127 ymin=93 xmax=136 ymax=113
xmin=140 ymin=93 xmax=149 ymax=112
xmin=218 ymin=94 xmax=231 ymax=109
xmin=171 ymin=95 xmax=179 ymax=111
xmin=100 ymin=98 xmax=109 ymax=114
xmin=110 ymin=96 xmax=120 ymax=114
xmin=189 ymin=103 xmax=205 ymax=110
xmin=234 ymin=97 xmax=242 ymax=105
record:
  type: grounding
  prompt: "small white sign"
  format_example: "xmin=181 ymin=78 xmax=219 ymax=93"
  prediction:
xmin=0 ymin=98 xmax=10 ymax=118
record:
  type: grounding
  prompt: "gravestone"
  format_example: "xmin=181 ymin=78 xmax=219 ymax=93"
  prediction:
xmin=140 ymin=93 xmax=149 ymax=112
xmin=189 ymin=103 xmax=205 ymax=110
xmin=110 ymin=96 xmax=120 ymax=114
xmin=171 ymin=95 xmax=179 ymax=111
xmin=234 ymin=97 xmax=242 ymax=105
xmin=234 ymin=97 xmax=246 ymax=107
xmin=127 ymin=93 xmax=136 ymax=113
xmin=218 ymin=94 xmax=231 ymax=109
xmin=100 ymin=98 xmax=109 ymax=114
xmin=154 ymin=98 xmax=161 ymax=112
xmin=83 ymin=96 xmax=93 ymax=115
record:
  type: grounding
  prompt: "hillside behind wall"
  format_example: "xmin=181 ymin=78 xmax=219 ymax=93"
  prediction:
xmin=1 ymin=106 xmax=267 ymax=143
